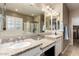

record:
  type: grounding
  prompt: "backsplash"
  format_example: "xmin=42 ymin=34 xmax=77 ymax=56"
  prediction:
xmin=0 ymin=31 xmax=39 ymax=44
xmin=0 ymin=31 xmax=62 ymax=44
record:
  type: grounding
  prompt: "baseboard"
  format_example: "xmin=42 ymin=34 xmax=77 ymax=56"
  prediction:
xmin=61 ymin=43 xmax=71 ymax=54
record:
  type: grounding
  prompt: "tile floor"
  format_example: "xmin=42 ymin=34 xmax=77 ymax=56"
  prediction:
xmin=62 ymin=39 xmax=79 ymax=56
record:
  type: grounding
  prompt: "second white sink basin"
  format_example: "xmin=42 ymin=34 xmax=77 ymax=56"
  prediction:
xmin=45 ymin=35 xmax=60 ymax=38
xmin=9 ymin=42 xmax=31 ymax=49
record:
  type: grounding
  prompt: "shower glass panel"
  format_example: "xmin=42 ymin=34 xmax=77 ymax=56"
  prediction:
xmin=30 ymin=21 xmax=39 ymax=33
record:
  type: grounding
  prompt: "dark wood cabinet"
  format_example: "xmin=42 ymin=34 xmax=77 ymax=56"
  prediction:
xmin=73 ymin=26 xmax=79 ymax=39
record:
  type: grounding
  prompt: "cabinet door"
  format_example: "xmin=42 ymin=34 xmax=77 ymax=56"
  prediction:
xmin=55 ymin=39 xmax=60 ymax=56
xmin=59 ymin=37 xmax=63 ymax=53
xmin=17 ymin=46 xmax=41 ymax=56
xmin=55 ymin=37 xmax=63 ymax=56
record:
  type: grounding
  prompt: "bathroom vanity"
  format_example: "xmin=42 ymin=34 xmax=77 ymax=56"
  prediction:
xmin=0 ymin=34 xmax=63 ymax=56
xmin=16 ymin=34 xmax=63 ymax=56
xmin=0 ymin=3 xmax=63 ymax=56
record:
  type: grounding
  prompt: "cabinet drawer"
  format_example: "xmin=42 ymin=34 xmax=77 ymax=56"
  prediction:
xmin=55 ymin=37 xmax=63 ymax=56
xmin=18 ymin=46 xmax=41 ymax=56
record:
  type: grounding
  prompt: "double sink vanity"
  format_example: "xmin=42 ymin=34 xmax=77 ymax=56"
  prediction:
xmin=0 ymin=3 xmax=64 ymax=56
xmin=0 ymin=33 xmax=63 ymax=56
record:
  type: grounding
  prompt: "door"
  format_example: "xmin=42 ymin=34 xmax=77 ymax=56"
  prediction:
xmin=73 ymin=26 xmax=79 ymax=39
xmin=73 ymin=26 xmax=77 ymax=39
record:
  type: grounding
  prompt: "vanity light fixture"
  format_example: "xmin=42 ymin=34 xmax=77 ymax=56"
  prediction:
xmin=42 ymin=5 xmax=50 ymax=12
xmin=41 ymin=4 xmax=53 ymax=15
xmin=46 ymin=5 xmax=50 ymax=9
xmin=52 ymin=10 xmax=59 ymax=16
xmin=42 ymin=5 xmax=46 ymax=12
xmin=15 ymin=9 xmax=18 ymax=11
xmin=32 ymin=14 xmax=34 ymax=16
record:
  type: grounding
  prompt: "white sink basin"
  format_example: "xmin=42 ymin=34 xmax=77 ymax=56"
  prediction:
xmin=0 ymin=42 xmax=13 ymax=48
xmin=9 ymin=42 xmax=31 ymax=49
xmin=45 ymin=35 xmax=60 ymax=38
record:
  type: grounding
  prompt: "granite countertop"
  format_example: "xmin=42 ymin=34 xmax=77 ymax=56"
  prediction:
xmin=0 ymin=34 xmax=63 ymax=56
xmin=45 ymin=34 xmax=63 ymax=39
xmin=0 ymin=39 xmax=42 ymax=56
xmin=39 ymin=38 xmax=56 ymax=49
xmin=39 ymin=34 xmax=63 ymax=49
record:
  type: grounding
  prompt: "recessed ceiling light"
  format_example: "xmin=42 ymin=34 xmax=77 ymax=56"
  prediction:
xmin=46 ymin=6 xmax=50 ymax=9
xmin=32 ymin=14 xmax=34 ymax=16
xmin=15 ymin=9 xmax=18 ymax=11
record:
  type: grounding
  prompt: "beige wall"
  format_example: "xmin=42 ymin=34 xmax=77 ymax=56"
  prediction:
xmin=63 ymin=4 xmax=70 ymax=37
xmin=63 ymin=4 xmax=70 ymax=49
xmin=62 ymin=4 xmax=79 ymax=45
xmin=69 ymin=9 xmax=79 ymax=45
xmin=63 ymin=4 xmax=69 ymax=26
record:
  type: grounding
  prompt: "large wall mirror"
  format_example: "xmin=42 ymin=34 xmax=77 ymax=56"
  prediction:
xmin=0 ymin=3 xmax=63 ymax=35
xmin=52 ymin=14 xmax=63 ymax=33
xmin=0 ymin=3 xmax=44 ymax=34
xmin=52 ymin=16 xmax=60 ymax=31
xmin=45 ymin=12 xmax=61 ymax=33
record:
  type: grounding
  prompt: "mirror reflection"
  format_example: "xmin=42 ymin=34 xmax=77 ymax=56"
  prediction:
xmin=46 ymin=15 xmax=51 ymax=30
xmin=0 ymin=3 xmax=62 ymax=34
xmin=0 ymin=3 xmax=44 ymax=33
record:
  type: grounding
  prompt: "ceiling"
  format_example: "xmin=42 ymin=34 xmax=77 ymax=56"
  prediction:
xmin=0 ymin=3 xmax=61 ymax=16
xmin=66 ymin=3 xmax=79 ymax=11
xmin=0 ymin=3 xmax=44 ymax=16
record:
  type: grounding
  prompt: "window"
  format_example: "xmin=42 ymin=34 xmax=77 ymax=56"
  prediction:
xmin=6 ymin=16 xmax=23 ymax=31
xmin=15 ymin=17 xmax=23 ymax=30
xmin=7 ymin=16 xmax=15 ymax=31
